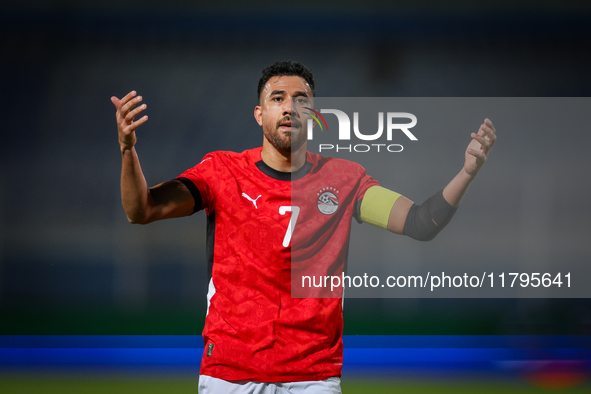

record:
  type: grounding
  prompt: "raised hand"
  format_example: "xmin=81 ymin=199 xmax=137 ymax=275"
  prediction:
xmin=111 ymin=91 xmax=148 ymax=152
xmin=464 ymin=118 xmax=496 ymax=177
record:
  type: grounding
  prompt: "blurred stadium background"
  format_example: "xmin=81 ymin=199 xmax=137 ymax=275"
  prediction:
xmin=1 ymin=0 xmax=591 ymax=392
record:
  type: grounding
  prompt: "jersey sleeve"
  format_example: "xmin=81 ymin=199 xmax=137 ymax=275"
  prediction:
xmin=176 ymin=153 xmax=218 ymax=214
xmin=352 ymin=167 xmax=380 ymax=223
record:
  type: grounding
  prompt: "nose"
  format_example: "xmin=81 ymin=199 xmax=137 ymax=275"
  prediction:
xmin=282 ymin=98 xmax=295 ymax=116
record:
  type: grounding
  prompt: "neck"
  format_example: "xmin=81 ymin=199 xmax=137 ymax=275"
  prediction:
xmin=261 ymin=139 xmax=307 ymax=172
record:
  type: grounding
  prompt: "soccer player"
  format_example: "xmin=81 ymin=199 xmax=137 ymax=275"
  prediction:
xmin=111 ymin=61 xmax=496 ymax=393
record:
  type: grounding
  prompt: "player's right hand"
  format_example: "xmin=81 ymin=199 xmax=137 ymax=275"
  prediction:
xmin=111 ymin=91 xmax=148 ymax=153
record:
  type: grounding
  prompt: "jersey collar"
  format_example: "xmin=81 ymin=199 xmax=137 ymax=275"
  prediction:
xmin=255 ymin=159 xmax=313 ymax=181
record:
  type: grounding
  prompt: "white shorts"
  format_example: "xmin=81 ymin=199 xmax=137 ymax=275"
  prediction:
xmin=198 ymin=375 xmax=342 ymax=394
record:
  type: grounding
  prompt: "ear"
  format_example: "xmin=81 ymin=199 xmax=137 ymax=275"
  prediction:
xmin=254 ymin=105 xmax=263 ymax=126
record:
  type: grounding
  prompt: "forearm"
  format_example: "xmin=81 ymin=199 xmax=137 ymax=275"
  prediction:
xmin=121 ymin=147 xmax=153 ymax=224
xmin=388 ymin=119 xmax=496 ymax=239
xmin=442 ymin=167 xmax=476 ymax=208
xmin=386 ymin=170 xmax=470 ymax=239
xmin=442 ymin=117 xmax=496 ymax=207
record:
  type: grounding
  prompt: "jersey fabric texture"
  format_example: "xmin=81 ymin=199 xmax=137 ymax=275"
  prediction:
xmin=177 ymin=147 xmax=378 ymax=382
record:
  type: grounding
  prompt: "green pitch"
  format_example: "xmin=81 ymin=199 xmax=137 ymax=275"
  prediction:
xmin=0 ymin=377 xmax=589 ymax=393
xmin=342 ymin=379 xmax=591 ymax=393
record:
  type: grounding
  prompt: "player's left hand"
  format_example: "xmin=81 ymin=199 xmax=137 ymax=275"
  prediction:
xmin=464 ymin=118 xmax=496 ymax=177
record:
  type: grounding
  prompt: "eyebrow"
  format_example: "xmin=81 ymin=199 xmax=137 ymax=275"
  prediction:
xmin=269 ymin=90 xmax=310 ymax=98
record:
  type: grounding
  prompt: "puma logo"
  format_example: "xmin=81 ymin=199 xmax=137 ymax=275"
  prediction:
xmin=241 ymin=193 xmax=262 ymax=209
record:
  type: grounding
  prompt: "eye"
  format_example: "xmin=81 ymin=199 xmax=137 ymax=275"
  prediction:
xmin=272 ymin=96 xmax=283 ymax=102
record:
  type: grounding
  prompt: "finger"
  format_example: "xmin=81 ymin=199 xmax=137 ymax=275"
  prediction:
xmin=125 ymin=103 xmax=147 ymax=123
xmin=467 ymin=147 xmax=486 ymax=162
xmin=480 ymin=124 xmax=497 ymax=148
xmin=119 ymin=90 xmax=138 ymax=109
xmin=121 ymin=95 xmax=143 ymax=118
xmin=129 ymin=115 xmax=148 ymax=131
xmin=480 ymin=123 xmax=493 ymax=135
xmin=111 ymin=96 xmax=120 ymax=108
xmin=471 ymin=132 xmax=491 ymax=148
xmin=484 ymin=118 xmax=496 ymax=134
xmin=479 ymin=124 xmax=496 ymax=141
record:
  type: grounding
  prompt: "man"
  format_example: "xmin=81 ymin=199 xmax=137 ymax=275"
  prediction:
xmin=111 ymin=61 xmax=496 ymax=393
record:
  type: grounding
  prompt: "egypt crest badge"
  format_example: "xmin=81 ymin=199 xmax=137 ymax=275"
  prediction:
xmin=317 ymin=187 xmax=340 ymax=215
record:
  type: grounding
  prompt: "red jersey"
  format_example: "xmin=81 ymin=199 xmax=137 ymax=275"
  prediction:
xmin=177 ymin=147 xmax=378 ymax=382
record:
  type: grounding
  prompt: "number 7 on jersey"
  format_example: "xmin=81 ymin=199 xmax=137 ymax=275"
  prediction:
xmin=279 ymin=206 xmax=300 ymax=247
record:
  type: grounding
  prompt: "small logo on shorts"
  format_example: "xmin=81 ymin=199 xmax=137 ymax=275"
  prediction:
xmin=317 ymin=188 xmax=339 ymax=215
xmin=207 ymin=343 xmax=214 ymax=357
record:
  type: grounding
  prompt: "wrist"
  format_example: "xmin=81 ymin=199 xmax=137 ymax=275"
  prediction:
xmin=119 ymin=133 xmax=137 ymax=154
xmin=462 ymin=165 xmax=479 ymax=181
xmin=120 ymin=144 xmax=135 ymax=155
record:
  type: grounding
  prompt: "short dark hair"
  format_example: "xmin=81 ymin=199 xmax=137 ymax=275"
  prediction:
xmin=257 ymin=61 xmax=316 ymax=101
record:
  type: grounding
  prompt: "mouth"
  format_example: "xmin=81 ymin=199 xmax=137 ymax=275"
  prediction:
xmin=277 ymin=114 xmax=303 ymax=129
xmin=279 ymin=121 xmax=301 ymax=130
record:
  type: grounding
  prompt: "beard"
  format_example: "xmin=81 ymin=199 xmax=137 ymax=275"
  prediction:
xmin=263 ymin=116 xmax=306 ymax=154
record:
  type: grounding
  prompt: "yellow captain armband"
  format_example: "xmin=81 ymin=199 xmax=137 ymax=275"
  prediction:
xmin=359 ymin=186 xmax=402 ymax=229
